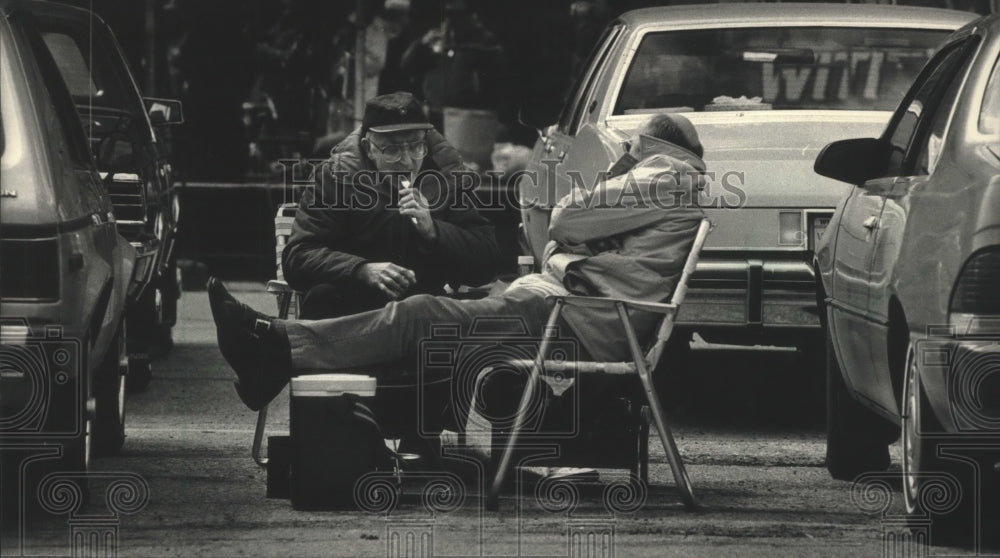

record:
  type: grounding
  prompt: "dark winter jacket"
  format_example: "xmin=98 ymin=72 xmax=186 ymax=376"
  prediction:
xmin=282 ymin=127 xmax=500 ymax=295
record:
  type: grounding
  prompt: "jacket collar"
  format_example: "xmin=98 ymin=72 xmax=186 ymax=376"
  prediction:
xmin=635 ymin=134 xmax=706 ymax=172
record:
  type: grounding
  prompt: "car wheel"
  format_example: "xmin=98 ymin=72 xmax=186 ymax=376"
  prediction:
xmin=901 ymin=343 xmax=974 ymax=545
xmin=795 ymin=332 xmax=827 ymax=424
xmin=150 ymin=287 xmax=174 ymax=360
xmin=159 ymin=250 xmax=180 ymax=327
xmin=127 ymin=284 xmax=157 ymax=350
xmin=653 ymin=331 xmax=693 ymax=414
xmin=126 ymin=353 xmax=153 ymax=394
xmin=93 ymin=321 xmax=127 ymax=456
xmin=825 ymin=329 xmax=893 ymax=480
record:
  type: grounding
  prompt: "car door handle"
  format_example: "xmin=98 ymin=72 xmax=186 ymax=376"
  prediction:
xmin=863 ymin=216 xmax=879 ymax=230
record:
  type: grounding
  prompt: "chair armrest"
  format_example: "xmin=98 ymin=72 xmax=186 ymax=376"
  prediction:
xmin=552 ymin=295 xmax=678 ymax=315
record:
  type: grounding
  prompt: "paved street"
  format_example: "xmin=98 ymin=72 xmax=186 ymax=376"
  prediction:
xmin=3 ymin=284 xmax=980 ymax=557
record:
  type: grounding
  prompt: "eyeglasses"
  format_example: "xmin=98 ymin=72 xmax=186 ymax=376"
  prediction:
xmin=369 ymin=139 xmax=428 ymax=163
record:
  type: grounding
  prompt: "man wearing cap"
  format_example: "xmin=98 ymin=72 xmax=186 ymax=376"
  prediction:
xmin=211 ymin=112 xmax=707 ymax=417
xmin=283 ymin=91 xmax=500 ymax=319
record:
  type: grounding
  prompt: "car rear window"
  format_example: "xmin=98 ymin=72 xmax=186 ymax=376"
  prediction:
xmin=614 ymin=26 xmax=954 ymax=114
xmin=1 ymin=23 xmax=30 ymax=176
xmin=41 ymin=29 xmax=134 ymax=113
xmin=43 ymin=32 xmax=100 ymax=98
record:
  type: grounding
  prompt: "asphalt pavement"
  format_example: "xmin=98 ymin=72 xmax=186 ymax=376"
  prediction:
xmin=5 ymin=283 xmax=987 ymax=557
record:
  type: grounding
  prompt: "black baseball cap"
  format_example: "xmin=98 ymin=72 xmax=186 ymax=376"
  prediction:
xmin=362 ymin=92 xmax=434 ymax=134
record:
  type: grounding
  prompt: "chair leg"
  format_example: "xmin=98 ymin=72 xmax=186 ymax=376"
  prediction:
xmin=252 ymin=405 xmax=269 ymax=467
xmin=276 ymin=291 xmax=292 ymax=320
xmin=637 ymin=406 xmax=650 ymax=485
xmin=488 ymin=360 xmax=541 ymax=509
xmin=617 ymin=303 xmax=697 ymax=510
xmin=489 ymin=300 xmax=564 ymax=509
xmin=485 ymin=439 xmax=501 ymax=512
xmin=641 ymin=383 xmax=696 ymax=509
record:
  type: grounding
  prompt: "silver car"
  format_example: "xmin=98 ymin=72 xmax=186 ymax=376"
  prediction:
xmin=518 ymin=3 xmax=975 ymax=368
xmin=815 ymin=11 xmax=1000 ymax=543
xmin=0 ymin=0 xmax=135 ymax=506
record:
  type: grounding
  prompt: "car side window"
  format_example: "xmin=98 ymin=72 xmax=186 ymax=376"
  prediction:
xmin=557 ymin=23 xmax=623 ymax=135
xmin=885 ymin=40 xmax=972 ymax=177
xmin=979 ymin=54 xmax=1000 ymax=138
xmin=915 ymin=49 xmax=974 ymax=175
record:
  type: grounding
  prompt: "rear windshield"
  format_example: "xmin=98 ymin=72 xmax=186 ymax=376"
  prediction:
xmin=40 ymin=27 xmax=139 ymax=115
xmin=614 ymin=27 xmax=954 ymax=114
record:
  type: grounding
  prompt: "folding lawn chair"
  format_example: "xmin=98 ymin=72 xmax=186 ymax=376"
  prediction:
xmin=252 ymin=202 xmax=300 ymax=467
xmin=486 ymin=218 xmax=711 ymax=511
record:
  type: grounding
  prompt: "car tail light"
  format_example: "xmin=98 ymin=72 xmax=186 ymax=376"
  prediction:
xmin=950 ymin=248 xmax=1000 ymax=335
xmin=0 ymin=238 xmax=59 ymax=301
xmin=778 ymin=211 xmax=803 ymax=246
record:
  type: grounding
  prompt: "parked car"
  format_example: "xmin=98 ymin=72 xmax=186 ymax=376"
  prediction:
xmin=28 ymin=0 xmax=184 ymax=391
xmin=0 ymin=0 xmax=135 ymax=498
xmin=517 ymin=3 xmax=975 ymax=369
xmin=815 ymin=12 xmax=1000 ymax=541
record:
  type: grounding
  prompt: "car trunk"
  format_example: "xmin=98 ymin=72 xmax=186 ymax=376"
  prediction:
xmin=614 ymin=110 xmax=891 ymax=252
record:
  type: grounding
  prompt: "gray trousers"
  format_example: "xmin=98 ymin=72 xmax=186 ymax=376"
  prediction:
xmin=285 ymin=288 xmax=553 ymax=376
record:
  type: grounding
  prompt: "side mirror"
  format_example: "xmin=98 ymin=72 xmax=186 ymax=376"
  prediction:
xmin=814 ymin=137 xmax=889 ymax=185
xmin=143 ymin=97 xmax=184 ymax=125
xmin=97 ymin=133 xmax=136 ymax=172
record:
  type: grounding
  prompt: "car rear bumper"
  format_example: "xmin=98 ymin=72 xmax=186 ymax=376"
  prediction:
xmin=677 ymin=258 xmax=821 ymax=338
xmin=915 ymin=336 xmax=1000 ymax=435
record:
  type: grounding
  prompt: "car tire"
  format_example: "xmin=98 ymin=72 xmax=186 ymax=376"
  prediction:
xmin=93 ymin=321 xmax=127 ymax=456
xmin=901 ymin=343 xmax=975 ymax=546
xmin=795 ymin=332 xmax=827 ymax=424
xmin=825 ymin=329 xmax=893 ymax=480
xmin=128 ymin=283 xmax=171 ymax=359
xmin=126 ymin=354 xmax=153 ymax=394
xmin=151 ymin=252 xmax=179 ymax=360
xmin=653 ymin=331 xmax=693 ymax=414
xmin=159 ymin=250 xmax=180 ymax=328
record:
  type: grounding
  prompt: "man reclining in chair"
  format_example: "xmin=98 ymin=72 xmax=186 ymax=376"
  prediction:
xmin=209 ymin=112 xmax=707 ymax=415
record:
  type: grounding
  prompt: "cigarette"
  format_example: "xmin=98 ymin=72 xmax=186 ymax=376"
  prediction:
xmin=400 ymin=177 xmax=419 ymax=225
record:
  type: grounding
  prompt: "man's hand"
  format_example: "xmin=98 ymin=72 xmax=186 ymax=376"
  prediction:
xmin=399 ymin=186 xmax=438 ymax=242
xmin=356 ymin=262 xmax=417 ymax=300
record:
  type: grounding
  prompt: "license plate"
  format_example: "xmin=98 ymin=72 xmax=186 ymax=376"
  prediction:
xmin=810 ymin=216 xmax=831 ymax=250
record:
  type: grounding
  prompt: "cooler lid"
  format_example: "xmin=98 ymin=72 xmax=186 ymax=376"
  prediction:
xmin=290 ymin=374 xmax=377 ymax=397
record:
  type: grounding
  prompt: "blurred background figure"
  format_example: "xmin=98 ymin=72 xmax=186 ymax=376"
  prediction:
xmin=316 ymin=0 xmax=417 ymax=157
xmin=243 ymin=0 xmax=337 ymax=175
xmin=170 ymin=0 xmax=256 ymax=181
xmin=401 ymin=0 xmax=509 ymax=132
xmin=363 ymin=0 xmax=417 ymax=99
